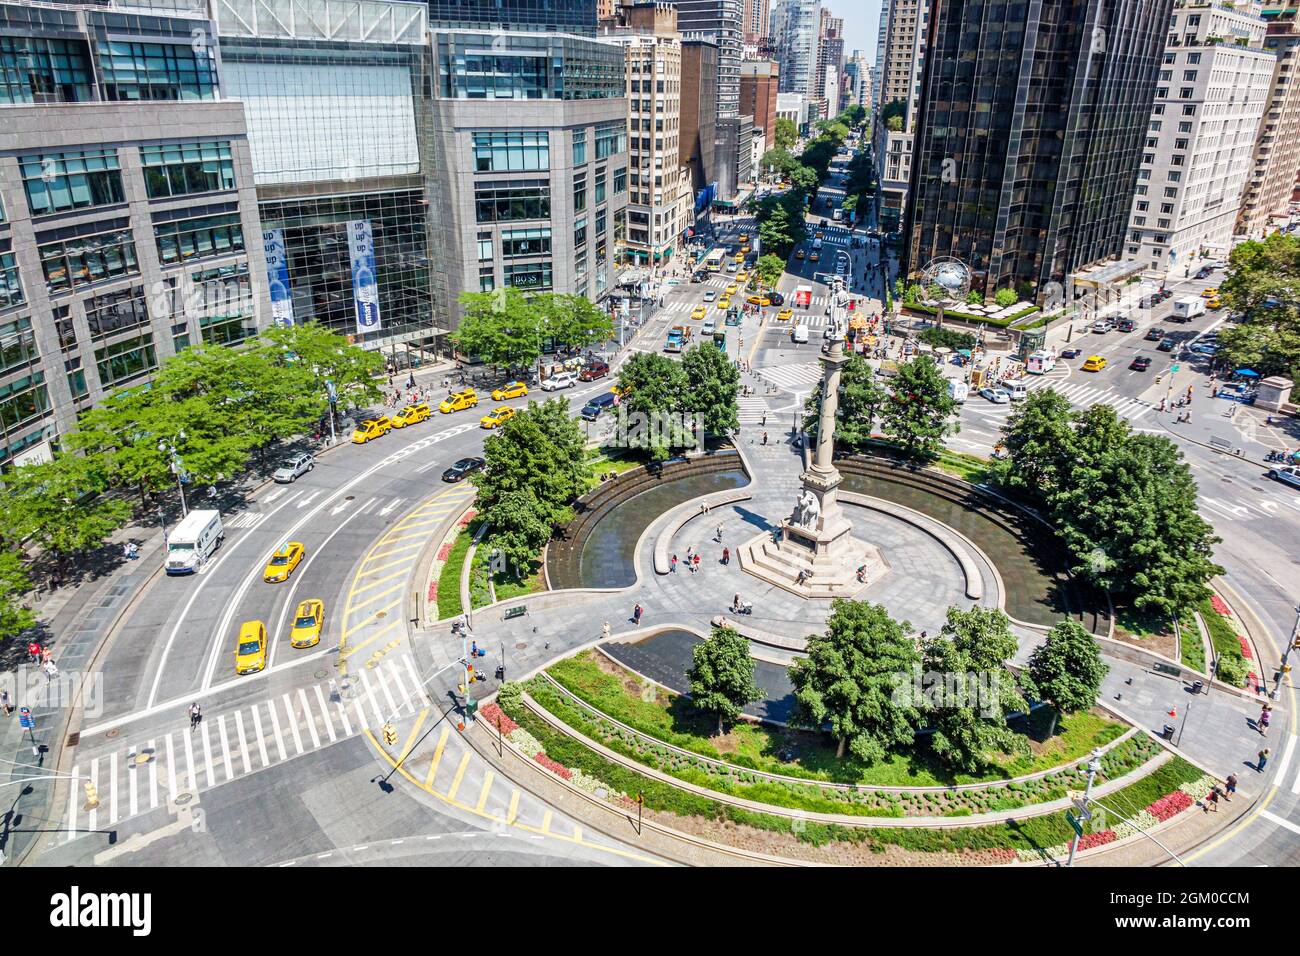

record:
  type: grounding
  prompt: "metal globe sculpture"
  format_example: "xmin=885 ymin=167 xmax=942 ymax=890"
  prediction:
xmin=920 ymin=257 xmax=971 ymax=304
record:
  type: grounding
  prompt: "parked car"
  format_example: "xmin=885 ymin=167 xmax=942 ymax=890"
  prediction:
xmin=540 ymin=371 xmax=579 ymax=391
xmin=273 ymin=453 xmax=315 ymax=483
xmin=441 ymin=457 xmax=485 ymax=482
xmin=1157 ymin=337 xmax=1176 ymax=352
xmin=979 ymin=387 xmax=1010 ymax=404
xmin=1129 ymin=356 xmax=1152 ymax=371
xmin=1091 ymin=319 xmax=1114 ymax=334
xmin=579 ymin=360 xmax=609 ymax=382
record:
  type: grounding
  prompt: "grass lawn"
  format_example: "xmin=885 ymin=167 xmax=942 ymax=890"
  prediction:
xmin=1199 ymin=598 xmax=1251 ymax=686
xmin=1179 ymin=607 xmax=1207 ymax=673
xmin=435 ymin=522 xmax=477 ymax=620
xmin=582 ymin=446 xmax=644 ymax=489
xmin=547 ymin=650 xmax=1125 ymax=787
xmin=1115 ymin=607 xmax=1174 ymax=641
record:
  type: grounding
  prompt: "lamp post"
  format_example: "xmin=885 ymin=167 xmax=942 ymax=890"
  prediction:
xmin=1271 ymin=604 xmax=1300 ymax=701
xmin=157 ymin=432 xmax=189 ymax=518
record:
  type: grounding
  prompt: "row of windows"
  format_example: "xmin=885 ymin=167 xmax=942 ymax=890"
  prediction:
xmin=0 ymin=369 xmax=49 ymax=433
xmin=474 ymin=182 xmax=551 ymax=223
xmin=96 ymin=41 xmax=217 ymax=102
xmin=504 ymin=261 xmax=552 ymax=290
xmin=595 ymin=124 xmax=627 ymax=160
xmin=142 ymin=140 xmax=235 ymax=199
xmin=155 ymin=213 xmax=245 ymax=265
xmin=95 ymin=332 xmax=156 ymax=389
xmin=0 ymin=316 xmax=38 ymax=379
xmin=473 ymin=131 xmax=550 ymax=173
xmin=40 ymin=229 xmax=140 ymax=294
xmin=20 ymin=147 xmax=124 ymax=216
xmin=0 ymin=36 xmax=94 ymax=105
xmin=501 ymin=227 xmax=551 ymax=258
xmin=85 ymin=285 xmax=151 ymax=342
xmin=0 ymin=253 xmax=23 ymax=310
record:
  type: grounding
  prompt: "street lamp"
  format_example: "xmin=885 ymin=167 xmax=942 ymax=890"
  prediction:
xmin=1066 ymin=747 xmax=1104 ymax=867
xmin=1270 ymin=604 xmax=1300 ymax=701
xmin=157 ymin=432 xmax=189 ymax=518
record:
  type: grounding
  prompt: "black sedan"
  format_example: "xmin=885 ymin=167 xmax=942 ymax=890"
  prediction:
xmin=442 ymin=457 xmax=486 ymax=482
xmin=1145 ymin=327 xmax=1165 ymax=341
xmin=1129 ymin=356 xmax=1152 ymax=371
xmin=1061 ymin=347 xmax=1083 ymax=359
xmin=1157 ymin=338 xmax=1176 ymax=352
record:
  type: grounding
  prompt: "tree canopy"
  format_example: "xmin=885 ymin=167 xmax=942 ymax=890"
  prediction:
xmin=881 ymin=356 xmax=958 ymax=459
xmin=1024 ymin=620 xmax=1108 ymax=736
xmin=687 ymin=625 xmax=764 ymax=735
xmin=804 ymin=354 xmax=886 ymax=450
xmin=1215 ymin=233 xmax=1300 ymax=381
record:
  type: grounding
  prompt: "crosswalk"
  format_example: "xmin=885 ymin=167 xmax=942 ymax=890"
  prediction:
xmin=64 ymin=656 xmax=429 ymax=843
xmin=1023 ymin=376 xmax=1154 ymax=422
xmin=754 ymin=361 xmax=824 ymax=394
xmin=738 ymin=395 xmax=770 ymax=424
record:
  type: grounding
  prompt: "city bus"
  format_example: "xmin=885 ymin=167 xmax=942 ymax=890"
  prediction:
xmin=702 ymin=249 xmax=726 ymax=273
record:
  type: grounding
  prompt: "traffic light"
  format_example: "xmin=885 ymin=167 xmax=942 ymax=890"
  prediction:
xmin=382 ymin=723 xmax=398 ymax=746
xmin=83 ymin=781 xmax=99 ymax=810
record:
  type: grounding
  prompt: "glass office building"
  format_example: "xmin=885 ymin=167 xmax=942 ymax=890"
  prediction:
xmin=902 ymin=0 xmax=1172 ymax=301
xmin=425 ymin=0 xmax=598 ymax=34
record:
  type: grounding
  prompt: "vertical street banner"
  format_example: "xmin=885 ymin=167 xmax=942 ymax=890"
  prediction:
xmin=347 ymin=219 xmax=382 ymax=334
xmin=262 ymin=228 xmax=295 ymax=327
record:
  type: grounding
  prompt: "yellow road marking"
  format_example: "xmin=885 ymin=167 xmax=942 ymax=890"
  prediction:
xmin=388 ymin=512 xmax=458 ymax=533
xmin=507 ymin=789 xmax=520 ymax=825
xmin=446 ymin=751 xmax=471 ymax=801
xmin=340 ymin=601 xmax=403 ymax=641
xmin=541 ymin=810 xmax=553 ymax=835
xmin=354 ymin=555 xmax=419 ymax=580
xmin=348 ymin=566 xmax=412 ymax=595
xmin=361 ymin=541 xmax=426 ymax=563
xmin=346 ymin=582 xmax=405 ymax=615
xmin=476 ymin=771 xmax=495 ymax=812
xmin=425 ymin=725 xmax=450 ymax=787
xmin=398 ymin=709 xmax=428 ymax=764
xmin=339 ymin=620 xmax=401 ymax=658
xmin=375 ymin=527 xmax=446 ymax=548
xmin=365 ymin=731 xmax=664 ymax=866
xmin=573 ymin=825 xmax=582 ymax=842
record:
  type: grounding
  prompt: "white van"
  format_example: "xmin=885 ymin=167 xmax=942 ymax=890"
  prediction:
xmin=1001 ymin=378 xmax=1028 ymax=401
xmin=165 ymin=509 xmax=224 ymax=575
xmin=947 ymin=379 xmax=969 ymax=403
xmin=792 ymin=324 xmax=810 ymax=344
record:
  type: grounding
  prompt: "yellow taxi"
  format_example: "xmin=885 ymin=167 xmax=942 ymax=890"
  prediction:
xmin=717 ymin=296 xmax=731 ymax=310
xmin=234 ymin=621 xmax=267 ymax=675
xmin=733 ymin=252 xmax=744 ymax=263
xmin=815 ymin=231 xmax=825 ymax=239
xmin=1082 ymin=355 xmax=1107 ymax=372
xmin=351 ymin=416 xmax=392 ymax=443
xmin=747 ymin=294 xmax=771 ymax=306
xmin=810 ymin=251 xmax=820 ymax=262
xmin=391 ymin=403 xmax=430 ymax=427
xmin=738 ymin=233 xmax=748 ymax=243
xmin=439 ymin=389 xmax=479 ymax=414
xmin=263 ymin=541 xmax=305 ymax=583
xmin=491 ymin=381 xmax=528 ymax=401
xmin=776 ymin=307 xmax=794 ymax=321
xmin=480 ymin=406 xmax=516 ymax=429
xmin=736 ymin=271 xmax=749 ymax=283
xmin=691 ymin=305 xmax=707 ymax=320
xmin=1206 ymin=297 xmax=1222 ymax=310
xmin=740 ymin=244 xmax=751 ymax=255
xmin=725 ymin=283 xmax=738 ymax=296
xmin=795 ymin=249 xmax=806 ymax=260
xmin=289 ymin=599 xmax=324 ymax=649
xmin=1201 ymin=287 xmax=1218 ymax=298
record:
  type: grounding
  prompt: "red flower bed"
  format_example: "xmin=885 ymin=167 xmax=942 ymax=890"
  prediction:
xmin=533 ymin=752 xmax=572 ymax=779
xmin=1238 ymin=635 xmax=1253 ymax=660
xmin=986 ymin=847 xmax=1019 ymax=864
xmin=1077 ymin=830 xmax=1116 ymax=851
xmin=1210 ymin=595 xmax=1232 ymax=616
xmin=1146 ymin=790 xmax=1192 ymax=822
xmin=437 ymin=543 xmax=453 ymax=562
xmin=480 ymin=703 xmax=518 ymax=736
xmin=428 ymin=582 xmax=438 ymax=601
xmin=459 ymin=509 xmax=477 ymax=527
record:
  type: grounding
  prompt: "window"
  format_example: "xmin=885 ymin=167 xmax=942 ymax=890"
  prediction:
xmin=1182 ymin=105 xmax=1196 ymax=116
xmin=0 ymin=317 xmax=38 ymax=378
xmin=478 ymin=232 xmax=493 ymax=262
xmin=95 ymin=332 xmax=157 ymax=388
xmin=595 ymin=169 xmax=607 ymax=204
xmin=573 ymin=129 xmax=587 ymax=166
xmin=574 ymin=173 xmax=587 ymax=213
xmin=1178 ymin=121 xmax=1192 ymax=133
xmin=574 ymin=217 xmax=587 ymax=249
xmin=479 ymin=266 xmax=495 ymax=292
xmin=1161 ymin=203 xmax=1174 ymax=214
xmin=85 ymin=286 xmax=150 ymax=341
xmin=0 ymin=36 xmax=94 ymax=105
xmin=96 ymin=41 xmax=217 ymax=101
xmin=155 ymin=212 xmax=245 ymax=265
xmin=504 ymin=261 xmax=552 ymax=290
xmin=474 ymin=181 xmax=550 ymax=222
xmin=141 ymin=140 xmax=235 ymax=198
xmin=20 ymin=148 xmax=123 ymax=215
xmin=0 ymin=253 xmax=23 ymax=310
xmin=190 ymin=262 xmax=255 ymax=345
xmin=596 ymin=206 xmax=607 ymax=236
xmin=1136 ymin=201 xmax=1149 ymax=212
xmin=1175 ymin=138 xmax=1188 ymax=150
xmin=501 ymin=227 xmax=551 ymax=258
xmin=39 ymin=228 xmax=139 ymax=293
xmin=614 ymin=166 xmax=627 ymax=194
xmin=1188 ymin=53 xmax=1201 ymax=64
xmin=595 ymin=122 xmax=626 ymax=159
xmin=0 ymin=371 xmax=50 ymax=433
xmin=473 ymin=131 xmax=549 ymax=172
xmin=1183 ymin=70 xmax=1197 ymax=81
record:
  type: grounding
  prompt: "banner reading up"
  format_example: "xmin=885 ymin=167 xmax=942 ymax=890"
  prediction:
xmin=262 ymin=228 xmax=295 ymax=327
xmin=347 ymin=219 xmax=382 ymax=334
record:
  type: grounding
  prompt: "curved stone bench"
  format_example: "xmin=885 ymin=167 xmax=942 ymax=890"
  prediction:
xmin=652 ymin=489 xmax=754 ymax=574
xmin=839 ymin=491 xmax=985 ymax=601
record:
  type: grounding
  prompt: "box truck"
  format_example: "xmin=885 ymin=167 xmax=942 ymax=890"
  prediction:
xmin=1172 ymin=297 xmax=1205 ymax=321
xmin=165 ymin=509 xmax=224 ymax=575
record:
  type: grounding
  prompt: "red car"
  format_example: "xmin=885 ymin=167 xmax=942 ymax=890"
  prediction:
xmin=579 ymin=360 xmax=609 ymax=382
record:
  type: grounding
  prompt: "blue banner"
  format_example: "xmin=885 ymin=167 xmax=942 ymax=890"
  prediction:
xmin=347 ymin=219 xmax=382 ymax=334
xmin=262 ymin=228 xmax=294 ymax=327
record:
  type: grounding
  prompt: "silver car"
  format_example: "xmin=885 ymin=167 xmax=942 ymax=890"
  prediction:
xmin=273 ymin=453 xmax=315 ymax=483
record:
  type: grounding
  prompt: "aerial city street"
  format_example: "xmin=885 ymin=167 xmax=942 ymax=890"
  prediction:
xmin=1 ymin=0 xmax=1299 ymax=901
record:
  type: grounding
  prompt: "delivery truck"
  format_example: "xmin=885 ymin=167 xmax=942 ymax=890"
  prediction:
xmin=1172 ymin=296 xmax=1205 ymax=322
xmin=165 ymin=509 xmax=224 ymax=575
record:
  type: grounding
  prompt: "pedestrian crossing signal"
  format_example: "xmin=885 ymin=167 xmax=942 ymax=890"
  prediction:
xmin=382 ymin=723 xmax=398 ymax=746
xmin=83 ymin=782 xmax=99 ymax=810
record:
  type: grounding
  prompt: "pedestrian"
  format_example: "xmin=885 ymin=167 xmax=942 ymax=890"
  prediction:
xmin=1259 ymin=704 xmax=1271 ymax=736
xmin=27 ymin=641 xmax=41 ymax=665
xmin=761 ymin=431 xmax=769 ymax=445
xmin=1224 ymin=772 xmax=1237 ymax=800
xmin=41 ymin=646 xmax=52 ymax=664
xmin=670 ymin=554 xmax=678 ymax=573
xmin=43 ymin=660 xmax=57 ymax=683
xmin=716 ymin=523 xmax=724 ymax=542
xmin=700 ymin=498 xmax=711 ymax=514
xmin=0 ymin=689 xmax=11 ymax=716
xmin=761 ymin=411 xmax=767 ymax=426
xmin=633 ymin=603 xmax=644 ymax=625
xmin=1203 ymin=786 xmax=1220 ymax=812
xmin=602 ymin=621 xmax=611 ymax=639
xmin=693 ymin=553 xmax=701 ymax=572
xmin=1258 ymin=747 xmax=1271 ymax=772
xmin=722 ymin=547 xmax=730 ymax=565
xmin=188 ymin=702 xmax=199 ymax=729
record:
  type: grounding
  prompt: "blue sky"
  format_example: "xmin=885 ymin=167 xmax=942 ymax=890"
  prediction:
xmin=831 ymin=0 xmax=881 ymax=64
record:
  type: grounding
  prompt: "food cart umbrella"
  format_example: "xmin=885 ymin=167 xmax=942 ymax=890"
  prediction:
xmin=1235 ymin=369 xmax=1259 ymax=378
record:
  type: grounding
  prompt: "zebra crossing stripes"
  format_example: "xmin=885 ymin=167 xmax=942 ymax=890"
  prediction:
xmin=64 ymin=656 xmax=430 ymax=843
xmin=754 ymin=362 xmax=824 ymax=393
xmin=1038 ymin=380 xmax=1153 ymax=421
xmin=737 ymin=396 xmax=770 ymax=424
xmin=224 ymin=512 xmax=266 ymax=530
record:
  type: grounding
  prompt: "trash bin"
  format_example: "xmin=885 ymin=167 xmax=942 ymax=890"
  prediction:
xmin=1191 ymin=680 xmax=1204 ymax=695
xmin=1162 ymin=724 xmax=1176 ymax=740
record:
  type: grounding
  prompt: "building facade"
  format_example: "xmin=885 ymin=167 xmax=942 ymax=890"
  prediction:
xmin=0 ymin=0 xmax=269 ymax=467
xmin=772 ymin=0 xmax=820 ymax=99
xmin=739 ymin=59 xmax=779 ymax=142
xmin=815 ymin=8 xmax=843 ymax=117
xmin=903 ymin=0 xmax=1174 ymax=301
xmin=676 ymin=0 xmax=744 ymax=197
xmin=873 ymin=0 xmax=926 ymax=234
xmin=1238 ymin=5 xmax=1300 ymax=237
xmin=681 ymin=38 xmax=719 ymax=194
xmin=1124 ymin=1 xmax=1274 ymax=275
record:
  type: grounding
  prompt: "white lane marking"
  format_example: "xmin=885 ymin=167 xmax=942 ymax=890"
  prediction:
xmin=108 ymin=751 xmax=118 ymax=824
xmin=374 ymin=663 xmax=401 ymax=719
xmin=234 ymin=710 xmax=253 ymax=775
xmin=267 ymin=699 xmax=288 ymax=762
xmin=265 ymin=488 xmax=287 ymax=503
xmin=165 ymin=734 xmax=177 ymax=801
xmin=127 ymin=745 xmax=138 ymax=818
xmin=147 ymin=738 xmax=159 ymax=809
xmin=400 ymin=654 xmax=429 ymax=707
xmin=67 ymin=767 xmax=79 ymax=841
xmin=217 ymin=714 xmax=234 ymax=782
xmin=89 ymin=758 xmax=99 ymax=834
xmin=359 ymin=667 xmax=385 ymax=728
xmin=183 ymin=727 xmax=196 ymax=795
xmin=335 ymin=692 xmax=353 ymax=737
xmin=298 ymin=688 xmax=321 ymax=749
xmin=1260 ymin=808 xmax=1300 ymax=838
xmin=200 ymin=719 xmax=216 ymax=787
xmin=251 ymin=704 xmax=270 ymax=768
xmin=295 ymin=490 xmax=322 ymax=509
xmin=282 ymin=693 xmax=305 ymax=756
xmin=312 ymin=683 xmax=338 ymax=743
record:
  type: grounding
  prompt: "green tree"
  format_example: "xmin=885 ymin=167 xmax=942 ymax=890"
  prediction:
xmin=773 ymin=116 xmax=798 ymax=150
xmin=886 ymin=115 xmax=903 ymax=132
xmin=994 ymin=288 xmax=1019 ymax=308
xmin=681 ymin=343 xmax=739 ymax=436
xmin=481 ymin=488 xmax=553 ymax=575
xmin=755 ymin=253 xmax=786 ymax=290
xmin=804 ymin=354 xmax=886 ymax=449
xmin=452 ymin=288 xmax=544 ymax=371
xmin=537 ymin=292 xmax=615 ymax=352
xmin=616 ymin=352 xmax=693 ymax=460
xmin=921 ymin=606 xmax=1029 ymax=773
xmin=688 ymin=625 xmax=764 ymax=735
xmin=998 ymin=388 xmax=1077 ymax=505
xmin=261 ymin=321 xmax=384 ymax=411
xmin=759 ymin=147 xmax=797 ymax=179
xmin=0 ymin=550 xmax=37 ymax=645
xmin=881 ymin=356 xmax=957 ymax=459
xmin=1023 ymin=620 xmax=1109 ymax=737
xmin=788 ymin=162 xmax=819 ymax=194
xmin=1216 ymin=233 xmax=1300 ymax=380
xmin=0 ymin=453 xmax=133 ymax=559
xmin=880 ymin=99 xmax=906 ymax=127
xmin=788 ymin=600 xmax=921 ymax=762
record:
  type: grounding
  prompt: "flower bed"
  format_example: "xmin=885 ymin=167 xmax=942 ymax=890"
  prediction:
xmin=526 ymin=674 xmax=1161 ymax=820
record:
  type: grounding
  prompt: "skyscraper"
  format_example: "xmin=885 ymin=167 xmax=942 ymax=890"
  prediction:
xmin=1238 ymin=6 xmax=1300 ymax=238
xmin=903 ymin=0 xmax=1173 ymax=301
xmin=424 ymin=0 xmax=598 ymax=33
xmin=676 ymin=0 xmax=746 ymax=198
xmin=771 ymin=0 xmax=820 ymax=99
